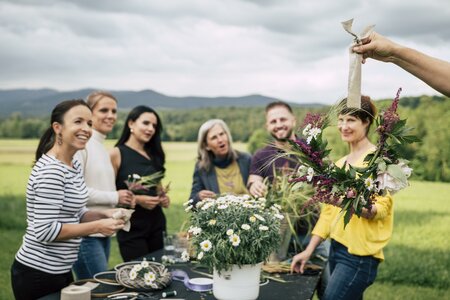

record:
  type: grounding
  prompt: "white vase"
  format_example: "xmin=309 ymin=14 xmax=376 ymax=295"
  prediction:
xmin=213 ymin=262 xmax=262 ymax=300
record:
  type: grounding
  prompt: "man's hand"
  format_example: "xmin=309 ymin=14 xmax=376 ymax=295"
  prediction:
xmin=249 ymin=180 xmax=267 ymax=197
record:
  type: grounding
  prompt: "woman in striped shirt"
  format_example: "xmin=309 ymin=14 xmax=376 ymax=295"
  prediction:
xmin=10 ymin=100 xmax=126 ymax=300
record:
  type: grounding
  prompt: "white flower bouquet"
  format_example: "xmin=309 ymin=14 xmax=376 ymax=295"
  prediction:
xmin=184 ymin=194 xmax=283 ymax=272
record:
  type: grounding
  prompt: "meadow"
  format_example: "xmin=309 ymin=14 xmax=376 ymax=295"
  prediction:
xmin=0 ymin=139 xmax=449 ymax=299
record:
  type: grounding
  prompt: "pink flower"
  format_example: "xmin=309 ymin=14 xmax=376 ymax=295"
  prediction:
xmin=346 ymin=188 xmax=357 ymax=199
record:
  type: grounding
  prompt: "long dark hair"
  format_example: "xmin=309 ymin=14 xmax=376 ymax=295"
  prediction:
xmin=115 ymin=105 xmax=165 ymax=171
xmin=35 ymin=99 xmax=90 ymax=162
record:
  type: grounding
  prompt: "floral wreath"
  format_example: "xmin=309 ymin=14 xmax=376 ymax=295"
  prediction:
xmin=286 ymin=88 xmax=419 ymax=227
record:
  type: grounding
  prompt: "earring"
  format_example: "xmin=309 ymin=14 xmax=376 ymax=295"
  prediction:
xmin=57 ymin=133 xmax=63 ymax=146
xmin=130 ymin=128 xmax=134 ymax=133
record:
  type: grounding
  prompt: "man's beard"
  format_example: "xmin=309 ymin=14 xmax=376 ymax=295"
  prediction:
xmin=270 ymin=128 xmax=293 ymax=142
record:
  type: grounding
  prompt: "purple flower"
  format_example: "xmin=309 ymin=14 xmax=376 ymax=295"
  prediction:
xmin=377 ymin=88 xmax=401 ymax=136
xmin=301 ymin=113 xmax=325 ymax=129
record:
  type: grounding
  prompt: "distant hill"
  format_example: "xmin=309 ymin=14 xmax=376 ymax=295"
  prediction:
xmin=0 ymin=88 xmax=322 ymax=117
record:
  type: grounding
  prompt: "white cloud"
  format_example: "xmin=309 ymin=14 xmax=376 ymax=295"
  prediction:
xmin=0 ymin=0 xmax=449 ymax=103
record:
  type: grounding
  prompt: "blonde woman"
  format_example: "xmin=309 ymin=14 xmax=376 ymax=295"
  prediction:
xmin=73 ymin=91 xmax=134 ymax=279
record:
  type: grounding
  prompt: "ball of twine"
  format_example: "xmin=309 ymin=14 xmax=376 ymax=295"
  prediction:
xmin=115 ymin=261 xmax=172 ymax=291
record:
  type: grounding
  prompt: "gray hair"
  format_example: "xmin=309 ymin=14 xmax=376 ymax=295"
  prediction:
xmin=197 ymin=119 xmax=237 ymax=171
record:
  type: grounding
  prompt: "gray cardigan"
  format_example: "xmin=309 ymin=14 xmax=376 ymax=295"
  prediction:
xmin=189 ymin=151 xmax=252 ymax=204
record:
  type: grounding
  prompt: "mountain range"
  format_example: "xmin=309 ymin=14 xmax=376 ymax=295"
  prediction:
xmin=0 ymin=88 xmax=321 ymax=117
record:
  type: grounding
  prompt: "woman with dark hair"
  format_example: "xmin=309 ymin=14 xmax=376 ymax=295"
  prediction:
xmin=189 ymin=119 xmax=251 ymax=204
xmin=110 ymin=105 xmax=170 ymax=261
xmin=73 ymin=91 xmax=135 ymax=280
xmin=291 ymin=96 xmax=394 ymax=300
xmin=11 ymin=100 xmax=125 ymax=300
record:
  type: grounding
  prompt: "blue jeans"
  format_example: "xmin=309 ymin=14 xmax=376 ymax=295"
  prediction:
xmin=72 ymin=236 xmax=111 ymax=280
xmin=323 ymin=240 xmax=380 ymax=300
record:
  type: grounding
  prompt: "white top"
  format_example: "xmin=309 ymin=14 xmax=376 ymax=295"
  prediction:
xmin=75 ymin=129 xmax=119 ymax=211
xmin=16 ymin=154 xmax=89 ymax=274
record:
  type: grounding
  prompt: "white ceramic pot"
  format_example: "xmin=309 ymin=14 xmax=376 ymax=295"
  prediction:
xmin=213 ymin=262 xmax=262 ymax=300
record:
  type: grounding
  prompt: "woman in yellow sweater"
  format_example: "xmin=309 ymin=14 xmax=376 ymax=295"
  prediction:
xmin=291 ymin=96 xmax=393 ymax=300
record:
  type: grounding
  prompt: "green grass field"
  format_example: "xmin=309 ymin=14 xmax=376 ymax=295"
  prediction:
xmin=0 ymin=139 xmax=449 ymax=299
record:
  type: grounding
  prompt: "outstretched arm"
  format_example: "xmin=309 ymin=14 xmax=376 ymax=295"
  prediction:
xmin=353 ymin=32 xmax=450 ymax=97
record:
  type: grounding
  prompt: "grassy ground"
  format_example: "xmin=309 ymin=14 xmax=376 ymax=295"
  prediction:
xmin=0 ymin=139 xmax=449 ymax=299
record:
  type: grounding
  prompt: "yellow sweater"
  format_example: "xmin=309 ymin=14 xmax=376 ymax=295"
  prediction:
xmin=312 ymin=152 xmax=394 ymax=261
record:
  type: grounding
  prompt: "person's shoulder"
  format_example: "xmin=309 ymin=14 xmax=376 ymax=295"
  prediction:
xmin=33 ymin=155 xmax=66 ymax=179
xmin=109 ymin=146 xmax=121 ymax=157
xmin=253 ymin=145 xmax=275 ymax=157
xmin=236 ymin=150 xmax=251 ymax=160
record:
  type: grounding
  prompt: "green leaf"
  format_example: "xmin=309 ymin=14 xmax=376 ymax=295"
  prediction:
xmin=387 ymin=164 xmax=408 ymax=185
xmin=378 ymin=161 xmax=387 ymax=172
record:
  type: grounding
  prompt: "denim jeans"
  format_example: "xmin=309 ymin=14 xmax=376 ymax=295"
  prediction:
xmin=323 ymin=240 xmax=380 ymax=300
xmin=72 ymin=236 xmax=111 ymax=280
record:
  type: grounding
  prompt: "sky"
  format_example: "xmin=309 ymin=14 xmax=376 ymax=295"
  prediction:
xmin=1 ymin=0 xmax=449 ymax=104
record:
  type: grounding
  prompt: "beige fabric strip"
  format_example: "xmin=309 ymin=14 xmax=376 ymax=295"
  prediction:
xmin=341 ymin=19 xmax=375 ymax=108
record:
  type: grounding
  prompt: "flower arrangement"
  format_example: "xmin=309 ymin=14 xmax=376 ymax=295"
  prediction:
xmin=125 ymin=171 xmax=169 ymax=195
xmin=115 ymin=259 xmax=172 ymax=290
xmin=287 ymin=88 xmax=419 ymax=227
xmin=183 ymin=194 xmax=283 ymax=272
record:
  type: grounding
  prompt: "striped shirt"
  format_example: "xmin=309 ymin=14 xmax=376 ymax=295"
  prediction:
xmin=15 ymin=154 xmax=89 ymax=274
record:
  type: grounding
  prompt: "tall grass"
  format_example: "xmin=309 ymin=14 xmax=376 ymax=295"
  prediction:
xmin=0 ymin=140 xmax=449 ymax=299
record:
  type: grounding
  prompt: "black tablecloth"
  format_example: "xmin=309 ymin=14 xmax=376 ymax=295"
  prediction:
xmin=124 ymin=249 xmax=322 ymax=300
xmin=40 ymin=249 xmax=324 ymax=300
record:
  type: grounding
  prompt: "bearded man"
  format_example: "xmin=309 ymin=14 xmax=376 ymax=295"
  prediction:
xmin=247 ymin=101 xmax=329 ymax=299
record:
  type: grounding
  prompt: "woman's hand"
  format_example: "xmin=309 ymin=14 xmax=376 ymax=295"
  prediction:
xmin=290 ymin=249 xmax=313 ymax=274
xmin=159 ymin=195 xmax=170 ymax=208
xmin=198 ymin=190 xmax=216 ymax=200
xmin=96 ymin=218 xmax=125 ymax=236
xmin=117 ymin=189 xmax=135 ymax=208
xmin=136 ymin=195 xmax=161 ymax=210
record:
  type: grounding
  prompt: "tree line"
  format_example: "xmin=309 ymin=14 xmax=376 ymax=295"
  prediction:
xmin=0 ymin=95 xmax=448 ymax=182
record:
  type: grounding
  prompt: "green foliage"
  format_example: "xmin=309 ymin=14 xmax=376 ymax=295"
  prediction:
xmin=247 ymin=129 xmax=270 ymax=154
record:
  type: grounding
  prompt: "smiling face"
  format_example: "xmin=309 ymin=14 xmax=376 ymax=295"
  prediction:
xmin=128 ymin=112 xmax=158 ymax=143
xmin=337 ymin=114 xmax=369 ymax=143
xmin=91 ymin=96 xmax=117 ymax=135
xmin=54 ymin=104 xmax=93 ymax=151
xmin=205 ymin=124 xmax=230 ymax=158
xmin=265 ymin=106 xmax=296 ymax=142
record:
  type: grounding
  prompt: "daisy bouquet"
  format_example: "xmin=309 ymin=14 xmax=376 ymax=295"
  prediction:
xmin=183 ymin=195 xmax=283 ymax=272
xmin=287 ymin=88 xmax=419 ymax=227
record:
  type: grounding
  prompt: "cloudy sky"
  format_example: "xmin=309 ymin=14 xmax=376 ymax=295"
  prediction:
xmin=1 ymin=0 xmax=449 ymax=104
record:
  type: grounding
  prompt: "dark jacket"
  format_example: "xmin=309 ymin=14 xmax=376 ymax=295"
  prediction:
xmin=189 ymin=151 xmax=252 ymax=204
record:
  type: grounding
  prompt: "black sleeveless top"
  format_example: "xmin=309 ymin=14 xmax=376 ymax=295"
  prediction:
xmin=115 ymin=144 xmax=166 ymax=244
xmin=115 ymin=144 xmax=160 ymax=195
